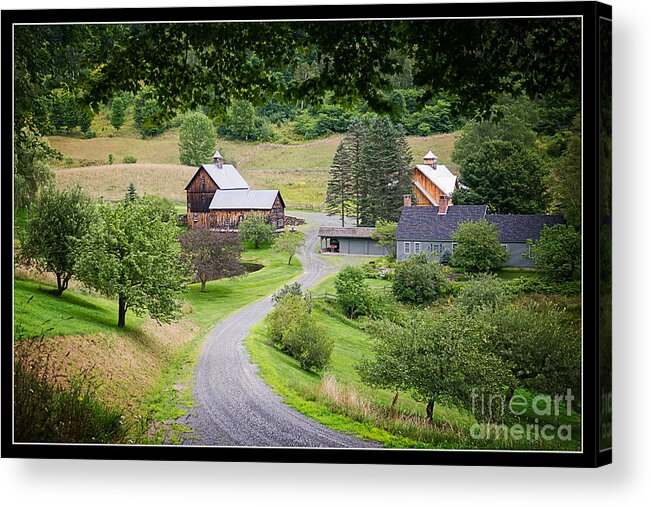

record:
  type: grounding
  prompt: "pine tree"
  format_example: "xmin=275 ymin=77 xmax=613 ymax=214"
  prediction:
xmin=125 ymin=182 xmax=137 ymax=203
xmin=325 ymin=141 xmax=354 ymax=227
xmin=358 ymin=116 xmax=412 ymax=225
xmin=346 ymin=118 xmax=367 ymax=226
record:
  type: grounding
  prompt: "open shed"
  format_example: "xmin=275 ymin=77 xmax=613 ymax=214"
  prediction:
xmin=318 ymin=226 xmax=386 ymax=256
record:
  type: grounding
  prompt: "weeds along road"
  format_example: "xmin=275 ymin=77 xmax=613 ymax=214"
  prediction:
xmin=185 ymin=212 xmax=380 ymax=448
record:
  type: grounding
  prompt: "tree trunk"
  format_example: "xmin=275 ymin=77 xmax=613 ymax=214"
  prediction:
xmin=53 ymin=273 xmax=70 ymax=296
xmin=288 ymin=254 xmax=294 ymax=265
xmin=388 ymin=389 xmax=399 ymax=420
xmin=200 ymin=277 xmax=207 ymax=293
xmin=426 ymin=400 xmax=434 ymax=422
xmin=117 ymin=295 xmax=127 ymax=328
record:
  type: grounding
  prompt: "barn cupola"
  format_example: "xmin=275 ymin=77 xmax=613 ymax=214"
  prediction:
xmin=213 ymin=149 xmax=223 ymax=169
xmin=423 ymin=150 xmax=438 ymax=168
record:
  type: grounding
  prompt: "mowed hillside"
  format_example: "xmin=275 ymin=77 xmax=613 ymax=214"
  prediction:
xmin=50 ymin=131 xmax=459 ymax=209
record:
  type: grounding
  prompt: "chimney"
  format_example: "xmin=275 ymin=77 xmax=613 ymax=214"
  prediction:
xmin=423 ymin=150 xmax=438 ymax=168
xmin=403 ymin=194 xmax=412 ymax=207
xmin=438 ymin=195 xmax=449 ymax=215
xmin=213 ymin=149 xmax=223 ymax=169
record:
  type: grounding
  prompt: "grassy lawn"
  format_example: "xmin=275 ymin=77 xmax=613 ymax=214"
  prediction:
xmin=14 ymin=277 xmax=145 ymax=338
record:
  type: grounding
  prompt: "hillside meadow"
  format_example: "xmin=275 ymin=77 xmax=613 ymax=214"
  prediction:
xmin=50 ymin=131 xmax=459 ymax=209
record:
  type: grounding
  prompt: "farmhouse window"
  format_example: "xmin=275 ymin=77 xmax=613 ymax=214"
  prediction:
xmin=501 ymin=244 xmax=509 ymax=252
xmin=404 ymin=242 xmax=411 ymax=255
xmin=277 ymin=219 xmax=284 ymax=228
xmin=451 ymin=242 xmax=458 ymax=252
xmin=414 ymin=242 xmax=421 ymax=254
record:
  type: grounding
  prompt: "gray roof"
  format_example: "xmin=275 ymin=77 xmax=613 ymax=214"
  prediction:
xmin=318 ymin=226 xmax=376 ymax=239
xmin=396 ymin=205 xmax=488 ymax=241
xmin=209 ymin=189 xmax=281 ymax=210
xmin=486 ymin=214 xmax=565 ymax=242
xmin=202 ymin=163 xmax=249 ymax=190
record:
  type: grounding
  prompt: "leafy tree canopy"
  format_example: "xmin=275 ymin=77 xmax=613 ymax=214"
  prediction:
xmin=239 ymin=216 xmax=274 ymax=248
xmin=179 ymin=111 xmax=217 ymax=166
xmin=451 ymin=219 xmax=509 ymax=273
xmin=273 ymin=230 xmax=305 ymax=265
xmin=528 ymin=224 xmax=581 ymax=281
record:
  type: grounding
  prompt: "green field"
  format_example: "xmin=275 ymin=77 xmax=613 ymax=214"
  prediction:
xmin=49 ymin=131 xmax=459 ymax=209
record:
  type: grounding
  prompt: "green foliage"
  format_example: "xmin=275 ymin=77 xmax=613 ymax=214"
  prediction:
xmin=371 ymin=219 xmax=398 ymax=257
xmin=239 ymin=216 xmax=274 ymax=248
xmin=75 ymin=197 xmax=192 ymax=327
xmin=334 ymin=266 xmax=376 ymax=319
xmin=109 ymin=93 xmax=129 ymax=130
xmin=547 ymin=114 xmax=582 ymax=229
xmin=451 ymin=219 xmax=509 ymax=273
xmin=272 ymin=282 xmax=305 ymax=304
xmin=452 ymin=95 xmax=539 ymax=167
xmin=392 ymin=253 xmax=450 ymax=304
xmin=402 ymin=98 xmax=463 ymax=136
xmin=506 ymin=276 xmax=581 ymax=296
xmin=14 ymin=126 xmax=57 ymax=210
xmin=14 ymin=343 xmax=127 ymax=443
xmin=325 ymin=140 xmax=355 ymax=226
xmin=19 ymin=185 xmax=97 ymax=296
xmin=267 ymin=294 xmax=333 ymax=371
xmin=363 ymin=308 xmax=515 ymax=422
xmin=178 ymin=111 xmax=217 ymax=166
xmin=358 ymin=115 xmax=413 ymax=225
xmin=454 ymin=140 xmax=549 ymax=214
xmin=84 ymin=129 xmax=97 ymax=139
xmin=49 ymin=90 xmax=92 ymax=133
xmin=133 ymin=86 xmax=168 ymax=137
xmin=457 ymin=273 xmax=513 ymax=312
xmin=528 ymin=224 xmax=581 ymax=281
xmin=219 ymin=99 xmax=275 ymax=142
xmin=273 ymin=230 xmax=305 ymax=265
xmin=476 ymin=303 xmax=581 ymax=398
xmin=125 ymin=182 xmax=137 ymax=202
xmin=122 ymin=155 xmax=137 ymax=164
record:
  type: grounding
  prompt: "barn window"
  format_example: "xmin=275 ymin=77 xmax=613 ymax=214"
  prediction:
xmin=277 ymin=218 xmax=284 ymax=228
xmin=404 ymin=242 xmax=411 ymax=255
xmin=200 ymin=176 xmax=206 ymax=189
xmin=193 ymin=213 xmax=198 ymax=222
xmin=414 ymin=242 xmax=421 ymax=254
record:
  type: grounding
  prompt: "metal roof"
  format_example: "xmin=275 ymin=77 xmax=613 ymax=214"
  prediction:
xmin=415 ymin=164 xmax=458 ymax=195
xmin=318 ymin=226 xmax=377 ymax=239
xmin=209 ymin=189 xmax=281 ymax=210
xmin=423 ymin=150 xmax=437 ymax=159
xmin=201 ymin=163 xmax=250 ymax=190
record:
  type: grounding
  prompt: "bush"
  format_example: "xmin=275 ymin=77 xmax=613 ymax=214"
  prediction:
xmin=392 ymin=253 xmax=450 ymax=304
xmin=528 ymin=224 xmax=581 ymax=281
xmin=334 ymin=266 xmax=375 ymax=318
xmin=457 ymin=273 xmax=512 ymax=312
xmin=272 ymin=282 xmax=304 ymax=304
xmin=84 ymin=129 xmax=97 ymax=139
xmin=122 ymin=155 xmax=137 ymax=164
xmin=239 ymin=216 xmax=274 ymax=248
xmin=451 ymin=219 xmax=509 ymax=273
xmin=267 ymin=294 xmax=333 ymax=371
xmin=506 ymin=277 xmax=581 ymax=296
xmin=283 ymin=317 xmax=334 ymax=371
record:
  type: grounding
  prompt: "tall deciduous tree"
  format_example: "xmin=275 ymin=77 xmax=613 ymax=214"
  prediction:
xmin=325 ymin=140 xmax=355 ymax=227
xmin=179 ymin=229 xmax=244 ymax=292
xmin=110 ymin=93 xmax=129 ymax=130
xmin=371 ymin=219 xmax=398 ymax=257
xmin=453 ymin=140 xmax=549 ymax=214
xmin=19 ymin=185 xmax=97 ymax=296
xmin=273 ymin=230 xmax=305 ymax=265
xmin=179 ymin=111 xmax=216 ymax=166
xmin=76 ymin=197 xmax=191 ymax=327
xmin=528 ymin=224 xmax=581 ymax=281
xmin=451 ymin=219 xmax=509 ymax=273
xmin=13 ymin=126 xmax=57 ymax=210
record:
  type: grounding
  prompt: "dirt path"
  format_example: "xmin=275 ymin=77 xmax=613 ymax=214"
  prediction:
xmin=184 ymin=212 xmax=380 ymax=447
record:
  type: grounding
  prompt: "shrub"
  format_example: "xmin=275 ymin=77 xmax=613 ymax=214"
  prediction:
xmin=122 ymin=155 xmax=137 ymax=164
xmin=108 ymin=153 xmax=114 ymax=165
xmin=272 ymin=282 xmax=304 ymax=304
xmin=506 ymin=277 xmax=581 ymax=296
xmin=528 ymin=224 xmax=581 ymax=281
xmin=334 ymin=266 xmax=374 ymax=318
xmin=457 ymin=273 xmax=512 ymax=312
xmin=84 ymin=129 xmax=97 ymax=139
xmin=451 ymin=219 xmax=509 ymax=273
xmin=392 ymin=253 xmax=450 ymax=305
xmin=267 ymin=294 xmax=311 ymax=347
xmin=178 ymin=111 xmax=216 ymax=166
xmin=283 ymin=317 xmax=334 ymax=371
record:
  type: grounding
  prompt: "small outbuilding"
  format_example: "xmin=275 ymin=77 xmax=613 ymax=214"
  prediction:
xmin=318 ymin=227 xmax=387 ymax=256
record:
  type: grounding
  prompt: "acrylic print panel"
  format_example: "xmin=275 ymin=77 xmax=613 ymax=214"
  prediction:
xmin=3 ymin=2 xmax=608 ymax=467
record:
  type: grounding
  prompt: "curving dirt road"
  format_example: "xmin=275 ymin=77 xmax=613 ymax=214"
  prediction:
xmin=185 ymin=212 xmax=380 ymax=447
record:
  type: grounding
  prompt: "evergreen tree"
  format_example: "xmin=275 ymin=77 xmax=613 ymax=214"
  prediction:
xmin=125 ymin=182 xmax=137 ymax=203
xmin=358 ymin=116 xmax=412 ymax=225
xmin=325 ymin=140 xmax=354 ymax=227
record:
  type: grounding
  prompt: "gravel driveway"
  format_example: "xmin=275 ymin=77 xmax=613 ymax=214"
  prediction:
xmin=184 ymin=212 xmax=381 ymax=448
